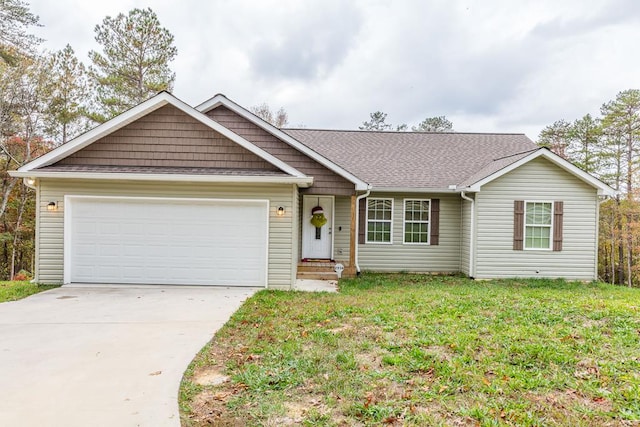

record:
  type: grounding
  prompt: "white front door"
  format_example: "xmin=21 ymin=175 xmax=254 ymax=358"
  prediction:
xmin=301 ymin=196 xmax=333 ymax=260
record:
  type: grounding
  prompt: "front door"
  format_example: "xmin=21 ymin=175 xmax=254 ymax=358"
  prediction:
xmin=302 ymin=196 xmax=333 ymax=260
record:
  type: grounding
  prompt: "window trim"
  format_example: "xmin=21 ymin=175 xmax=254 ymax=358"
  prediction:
xmin=403 ymin=198 xmax=431 ymax=245
xmin=523 ymin=200 xmax=554 ymax=251
xmin=365 ymin=198 xmax=394 ymax=244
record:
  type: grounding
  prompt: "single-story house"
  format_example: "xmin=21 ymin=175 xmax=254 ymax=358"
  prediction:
xmin=12 ymin=92 xmax=616 ymax=289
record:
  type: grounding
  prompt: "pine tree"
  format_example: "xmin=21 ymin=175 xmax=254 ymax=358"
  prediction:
xmin=87 ymin=8 xmax=177 ymax=122
xmin=45 ymin=45 xmax=89 ymax=144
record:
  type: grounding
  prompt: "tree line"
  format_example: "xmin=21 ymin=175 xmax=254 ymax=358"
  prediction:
xmin=0 ymin=1 xmax=177 ymax=279
xmin=538 ymin=89 xmax=640 ymax=286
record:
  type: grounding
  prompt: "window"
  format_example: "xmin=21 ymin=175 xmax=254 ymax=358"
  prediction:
xmin=367 ymin=198 xmax=393 ymax=243
xmin=404 ymin=199 xmax=430 ymax=244
xmin=524 ymin=201 xmax=553 ymax=249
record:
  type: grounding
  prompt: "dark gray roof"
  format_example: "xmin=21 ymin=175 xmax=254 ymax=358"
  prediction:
xmin=37 ymin=165 xmax=289 ymax=176
xmin=283 ymin=129 xmax=538 ymax=189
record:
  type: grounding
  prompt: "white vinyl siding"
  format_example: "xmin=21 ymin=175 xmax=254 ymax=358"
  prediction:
xmin=460 ymin=196 xmax=473 ymax=276
xmin=524 ymin=201 xmax=553 ymax=250
xmin=404 ymin=199 xmax=430 ymax=244
xmin=475 ymin=157 xmax=598 ymax=280
xmin=333 ymin=196 xmax=351 ymax=263
xmin=36 ymin=179 xmax=297 ymax=289
xmin=366 ymin=198 xmax=393 ymax=244
xmin=359 ymin=193 xmax=460 ymax=272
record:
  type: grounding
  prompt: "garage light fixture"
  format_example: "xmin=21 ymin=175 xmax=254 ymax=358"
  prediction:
xmin=277 ymin=206 xmax=285 ymax=216
xmin=47 ymin=201 xmax=58 ymax=211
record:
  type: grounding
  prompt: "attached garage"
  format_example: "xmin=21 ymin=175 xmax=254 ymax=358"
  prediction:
xmin=64 ymin=196 xmax=269 ymax=287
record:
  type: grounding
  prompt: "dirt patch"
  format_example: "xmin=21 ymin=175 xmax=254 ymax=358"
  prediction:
xmin=328 ymin=324 xmax=353 ymax=334
xmin=528 ymin=389 xmax=613 ymax=418
xmin=574 ymin=358 xmax=600 ymax=380
xmin=425 ymin=345 xmax=454 ymax=361
xmin=188 ymin=389 xmax=243 ymax=427
xmin=193 ymin=367 xmax=230 ymax=386
xmin=581 ymin=317 xmax=608 ymax=329
xmin=355 ymin=351 xmax=382 ymax=370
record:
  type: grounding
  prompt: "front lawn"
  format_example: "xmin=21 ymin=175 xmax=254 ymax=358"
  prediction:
xmin=0 ymin=281 xmax=58 ymax=303
xmin=180 ymin=275 xmax=640 ymax=426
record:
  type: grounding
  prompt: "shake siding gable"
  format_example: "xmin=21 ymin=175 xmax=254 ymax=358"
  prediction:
xmin=358 ymin=193 xmax=460 ymax=273
xmin=475 ymin=157 xmax=598 ymax=280
xmin=207 ymin=106 xmax=355 ymax=195
xmin=36 ymin=180 xmax=296 ymax=289
xmin=57 ymin=105 xmax=278 ymax=171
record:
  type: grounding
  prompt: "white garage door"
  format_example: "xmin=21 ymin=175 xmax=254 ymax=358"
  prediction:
xmin=65 ymin=197 xmax=268 ymax=286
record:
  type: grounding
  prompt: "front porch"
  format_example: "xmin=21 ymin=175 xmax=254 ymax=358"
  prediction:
xmin=298 ymin=194 xmax=359 ymax=281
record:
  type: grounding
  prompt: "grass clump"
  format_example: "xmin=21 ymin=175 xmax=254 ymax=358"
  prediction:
xmin=0 ymin=281 xmax=58 ymax=303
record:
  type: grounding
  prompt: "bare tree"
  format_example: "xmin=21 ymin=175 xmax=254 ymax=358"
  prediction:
xmin=250 ymin=103 xmax=289 ymax=128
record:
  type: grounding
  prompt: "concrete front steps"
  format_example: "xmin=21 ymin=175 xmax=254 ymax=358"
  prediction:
xmin=297 ymin=261 xmax=339 ymax=280
xmin=296 ymin=261 xmax=355 ymax=280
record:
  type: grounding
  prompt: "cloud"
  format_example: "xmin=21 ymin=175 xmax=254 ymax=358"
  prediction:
xmin=532 ymin=0 xmax=640 ymax=38
xmin=248 ymin=1 xmax=363 ymax=81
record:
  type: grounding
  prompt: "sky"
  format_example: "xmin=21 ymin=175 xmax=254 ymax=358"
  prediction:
xmin=26 ymin=0 xmax=640 ymax=140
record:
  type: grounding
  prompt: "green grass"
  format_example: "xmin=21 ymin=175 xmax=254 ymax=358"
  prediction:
xmin=0 ymin=281 xmax=58 ymax=302
xmin=180 ymin=274 xmax=640 ymax=426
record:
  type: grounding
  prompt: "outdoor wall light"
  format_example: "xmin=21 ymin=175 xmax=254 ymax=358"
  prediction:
xmin=47 ymin=201 xmax=58 ymax=211
xmin=26 ymin=178 xmax=36 ymax=186
xmin=277 ymin=206 xmax=285 ymax=216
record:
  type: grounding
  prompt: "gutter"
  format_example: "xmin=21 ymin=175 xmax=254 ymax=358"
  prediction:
xmin=354 ymin=188 xmax=371 ymax=274
xmin=459 ymin=191 xmax=475 ymax=278
xmin=9 ymin=171 xmax=314 ymax=187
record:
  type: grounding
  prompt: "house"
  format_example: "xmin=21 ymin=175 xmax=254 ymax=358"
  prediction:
xmin=11 ymin=92 xmax=616 ymax=289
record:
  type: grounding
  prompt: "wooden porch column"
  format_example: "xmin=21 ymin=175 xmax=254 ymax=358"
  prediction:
xmin=347 ymin=195 xmax=357 ymax=277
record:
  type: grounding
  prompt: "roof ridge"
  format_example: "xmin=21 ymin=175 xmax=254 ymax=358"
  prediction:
xmin=283 ymin=128 xmax=526 ymax=136
xmin=493 ymin=148 xmax=539 ymax=161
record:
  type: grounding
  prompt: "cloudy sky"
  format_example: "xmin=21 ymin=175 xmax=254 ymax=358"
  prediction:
xmin=27 ymin=0 xmax=640 ymax=140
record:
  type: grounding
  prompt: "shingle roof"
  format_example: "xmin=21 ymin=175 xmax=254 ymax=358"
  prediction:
xmin=283 ymin=129 xmax=538 ymax=189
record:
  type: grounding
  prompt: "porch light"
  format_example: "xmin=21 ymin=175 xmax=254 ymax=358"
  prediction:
xmin=277 ymin=206 xmax=285 ymax=216
xmin=26 ymin=178 xmax=36 ymax=186
xmin=47 ymin=201 xmax=58 ymax=211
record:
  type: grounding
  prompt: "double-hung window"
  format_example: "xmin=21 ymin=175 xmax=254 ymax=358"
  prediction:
xmin=524 ymin=201 xmax=553 ymax=250
xmin=404 ymin=199 xmax=430 ymax=244
xmin=366 ymin=198 xmax=393 ymax=243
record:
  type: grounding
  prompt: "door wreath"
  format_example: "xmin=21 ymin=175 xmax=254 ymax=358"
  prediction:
xmin=310 ymin=205 xmax=327 ymax=228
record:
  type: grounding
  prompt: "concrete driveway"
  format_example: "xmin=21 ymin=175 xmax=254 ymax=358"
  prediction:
xmin=0 ymin=285 xmax=256 ymax=427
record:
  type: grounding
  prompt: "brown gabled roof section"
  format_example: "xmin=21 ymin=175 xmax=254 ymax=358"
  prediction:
xmin=283 ymin=129 xmax=538 ymax=190
xmin=53 ymin=104 xmax=280 ymax=172
xmin=206 ymin=106 xmax=356 ymax=195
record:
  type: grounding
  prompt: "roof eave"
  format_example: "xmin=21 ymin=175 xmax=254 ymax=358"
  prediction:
xmin=9 ymin=170 xmax=314 ymax=187
xmin=368 ymin=186 xmax=461 ymax=193
xmin=465 ymin=149 xmax=617 ymax=196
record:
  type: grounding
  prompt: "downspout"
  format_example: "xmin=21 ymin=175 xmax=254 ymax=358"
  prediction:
xmin=597 ymin=195 xmax=612 ymax=283
xmin=354 ymin=188 xmax=371 ymax=274
xmin=460 ymin=191 xmax=475 ymax=278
